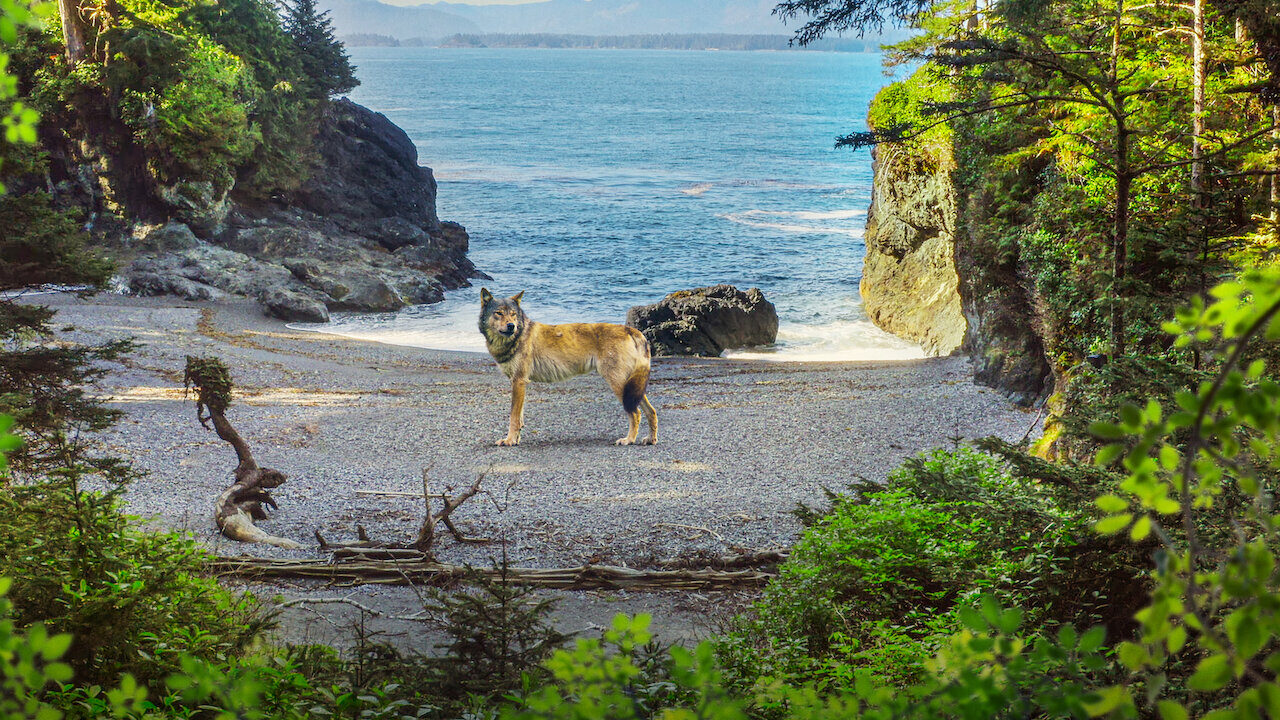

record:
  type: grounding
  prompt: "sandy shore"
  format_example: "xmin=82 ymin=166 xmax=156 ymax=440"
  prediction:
xmin=39 ymin=291 xmax=1039 ymax=651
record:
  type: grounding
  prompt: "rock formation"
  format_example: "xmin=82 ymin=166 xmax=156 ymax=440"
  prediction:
xmin=859 ymin=127 xmax=1051 ymax=406
xmin=121 ymin=99 xmax=484 ymax=321
xmin=861 ymin=145 xmax=966 ymax=357
xmin=627 ymin=285 xmax=778 ymax=357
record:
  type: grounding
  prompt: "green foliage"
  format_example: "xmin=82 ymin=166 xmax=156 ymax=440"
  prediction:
xmin=0 ymin=192 xmax=112 ymax=290
xmin=0 ymin=467 xmax=270 ymax=688
xmin=17 ymin=0 xmax=358 ymax=201
xmin=1089 ymin=266 xmax=1280 ymax=718
xmin=283 ymin=0 xmax=357 ymax=101
xmin=720 ymin=447 xmax=1140 ymax=693
xmin=119 ymin=38 xmax=260 ymax=190
xmin=505 ymin=614 xmax=746 ymax=720
xmin=184 ymin=355 xmax=234 ymax=417
xmin=0 ymin=0 xmax=42 ymax=193
xmin=425 ymin=562 xmax=571 ymax=701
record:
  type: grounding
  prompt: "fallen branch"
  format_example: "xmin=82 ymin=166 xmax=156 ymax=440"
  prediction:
xmin=654 ymin=522 xmax=725 ymax=542
xmin=652 ymin=548 xmax=790 ymax=570
xmin=323 ymin=470 xmax=492 ymax=557
xmin=278 ymin=596 xmax=429 ymax=621
xmin=355 ymin=489 xmax=452 ymax=499
xmin=210 ymin=556 xmax=773 ymax=591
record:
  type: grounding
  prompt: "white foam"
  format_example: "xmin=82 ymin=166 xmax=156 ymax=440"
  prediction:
xmin=292 ymin=297 xmax=925 ymax=364
xmin=725 ymin=320 xmax=926 ymax=362
xmin=720 ymin=208 xmax=867 ymax=237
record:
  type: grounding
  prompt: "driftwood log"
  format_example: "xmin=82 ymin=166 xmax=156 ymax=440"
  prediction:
xmin=209 ymin=556 xmax=774 ymax=591
xmin=185 ymin=356 xmax=302 ymax=549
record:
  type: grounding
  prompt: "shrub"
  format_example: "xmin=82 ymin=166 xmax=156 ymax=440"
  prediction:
xmin=0 ymin=443 xmax=270 ymax=690
xmin=721 ymin=447 xmax=1141 ymax=692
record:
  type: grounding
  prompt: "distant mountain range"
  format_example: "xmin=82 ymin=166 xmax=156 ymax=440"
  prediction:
xmin=322 ymin=0 xmax=907 ymax=44
xmin=322 ymin=0 xmax=479 ymax=41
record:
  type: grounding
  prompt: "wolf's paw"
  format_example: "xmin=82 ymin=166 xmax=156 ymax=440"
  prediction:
xmin=496 ymin=436 xmax=520 ymax=446
xmin=614 ymin=437 xmax=635 ymax=446
xmin=639 ymin=437 xmax=658 ymax=446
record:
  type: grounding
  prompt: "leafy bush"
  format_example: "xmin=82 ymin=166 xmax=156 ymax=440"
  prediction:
xmin=0 ymin=466 xmax=271 ymax=689
xmin=721 ymin=447 xmax=1141 ymax=692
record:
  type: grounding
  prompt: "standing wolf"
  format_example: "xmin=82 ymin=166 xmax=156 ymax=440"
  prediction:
xmin=479 ymin=288 xmax=658 ymax=447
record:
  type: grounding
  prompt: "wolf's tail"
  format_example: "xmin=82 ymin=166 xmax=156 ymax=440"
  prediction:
xmin=622 ymin=366 xmax=649 ymax=414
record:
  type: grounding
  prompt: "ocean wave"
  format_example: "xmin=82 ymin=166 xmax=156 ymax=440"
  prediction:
xmin=720 ymin=208 xmax=867 ymax=236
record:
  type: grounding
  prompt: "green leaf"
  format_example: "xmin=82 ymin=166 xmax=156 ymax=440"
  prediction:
xmin=958 ymin=605 xmax=986 ymax=633
xmin=1090 ymin=422 xmax=1127 ymax=440
xmin=1084 ymin=685 xmax=1130 ymax=717
xmin=1096 ymin=444 xmax=1125 ymax=467
xmin=1187 ymin=654 xmax=1232 ymax=691
xmin=1096 ymin=494 xmax=1128 ymax=512
xmin=1157 ymin=701 xmax=1188 ymax=720
xmin=1117 ymin=642 xmax=1147 ymax=670
xmin=41 ymin=633 xmax=72 ymax=660
xmin=1095 ymin=514 xmax=1132 ymax=535
xmin=1130 ymin=516 xmax=1152 ymax=541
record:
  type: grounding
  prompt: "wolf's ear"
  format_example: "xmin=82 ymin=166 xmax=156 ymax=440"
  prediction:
xmin=511 ymin=291 xmax=525 ymax=305
xmin=480 ymin=288 xmax=493 ymax=304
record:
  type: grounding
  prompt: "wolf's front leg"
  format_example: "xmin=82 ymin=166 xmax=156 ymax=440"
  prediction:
xmin=497 ymin=377 xmax=526 ymax=446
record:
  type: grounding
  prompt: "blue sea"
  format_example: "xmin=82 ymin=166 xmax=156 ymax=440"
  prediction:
xmin=303 ymin=47 xmax=923 ymax=361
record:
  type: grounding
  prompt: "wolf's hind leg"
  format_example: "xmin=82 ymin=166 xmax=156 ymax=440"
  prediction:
xmin=639 ymin=395 xmax=658 ymax=445
xmin=616 ymin=408 xmax=641 ymax=446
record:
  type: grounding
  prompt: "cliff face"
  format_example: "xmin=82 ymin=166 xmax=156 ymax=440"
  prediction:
xmin=105 ymin=100 xmax=484 ymax=322
xmin=861 ymin=133 xmax=1051 ymax=406
xmin=860 ymin=145 xmax=965 ymax=357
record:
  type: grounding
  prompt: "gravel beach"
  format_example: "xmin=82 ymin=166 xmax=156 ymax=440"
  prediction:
xmin=39 ymin=291 xmax=1040 ymax=651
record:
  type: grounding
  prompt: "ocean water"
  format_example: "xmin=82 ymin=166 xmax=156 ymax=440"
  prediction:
xmin=302 ymin=47 xmax=923 ymax=361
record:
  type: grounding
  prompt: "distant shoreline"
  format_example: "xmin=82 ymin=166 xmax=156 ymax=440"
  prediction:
xmin=340 ymin=32 xmax=889 ymax=52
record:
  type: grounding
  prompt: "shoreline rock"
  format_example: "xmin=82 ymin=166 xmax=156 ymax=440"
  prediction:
xmin=121 ymin=99 xmax=485 ymax=320
xmin=627 ymin=285 xmax=778 ymax=357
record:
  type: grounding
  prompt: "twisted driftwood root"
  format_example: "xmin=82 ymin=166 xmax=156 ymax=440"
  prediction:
xmin=186 ymin=356 xmax=303 ymax=550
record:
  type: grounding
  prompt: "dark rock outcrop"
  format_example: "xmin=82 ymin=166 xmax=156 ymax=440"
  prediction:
xmin=861 ymin=146 xmax=965 ymax=357
xmin=120 ymin=99 xmax=483 ymax=319
xmin=627 ymin=285 xmax=778 ymax=357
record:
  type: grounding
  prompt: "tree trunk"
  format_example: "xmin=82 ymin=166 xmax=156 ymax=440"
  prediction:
xmin=1273 ymin=104 xmax=1279 ymax=223
xmin=1112 ymin=169 xmax=1131 ymax=359
xmin=1191 ymin=0 xmax=1205 ymax=213
xmin=57 ymin=0 xmax=87 ymax=64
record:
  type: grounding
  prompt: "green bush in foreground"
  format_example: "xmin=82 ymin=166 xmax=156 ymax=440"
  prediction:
xmin=719 ymin=445 xmax=1141 ymax=692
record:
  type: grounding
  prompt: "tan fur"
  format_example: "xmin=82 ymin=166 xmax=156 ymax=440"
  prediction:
xmin=480 ymin=290 xmax=658 ymax=446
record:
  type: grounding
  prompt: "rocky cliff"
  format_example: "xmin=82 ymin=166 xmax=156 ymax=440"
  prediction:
xmin=860 ymin=145 xmax=965 ymax=357
xmin=861 ymin=126 xmax=1051 ymax=406
xmin=120 ymin=99 xmax=482 ymax=322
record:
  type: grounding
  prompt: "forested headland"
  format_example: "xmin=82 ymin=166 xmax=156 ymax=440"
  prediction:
xmin=1 ymin=0 xmax=1280 ymax=716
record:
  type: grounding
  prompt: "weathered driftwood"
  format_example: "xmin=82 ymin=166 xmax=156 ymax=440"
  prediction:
xmin=209 ymin=556 xmax=773 ymax=591
xmin=652 ymin=548 xmax=790 ymax=570
xmin=186 ymin=356 xmax=302 ymax=550
xmin=318 ymin=470 xmax=491 ymax=557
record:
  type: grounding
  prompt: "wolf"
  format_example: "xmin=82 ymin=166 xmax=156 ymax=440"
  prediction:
xmin=478 ymin=288 xmax=658 ymax=447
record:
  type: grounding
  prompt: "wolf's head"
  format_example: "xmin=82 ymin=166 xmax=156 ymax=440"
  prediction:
xmin=479 ymin=289 xmax=527 ymax=354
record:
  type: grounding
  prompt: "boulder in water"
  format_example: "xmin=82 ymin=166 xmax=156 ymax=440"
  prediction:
xmin=627 ymin=285 xmax=779 ymax=357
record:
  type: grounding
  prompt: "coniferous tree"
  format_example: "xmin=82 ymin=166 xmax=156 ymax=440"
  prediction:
xmin=284 ymin=0 xmax=359 ymax=100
